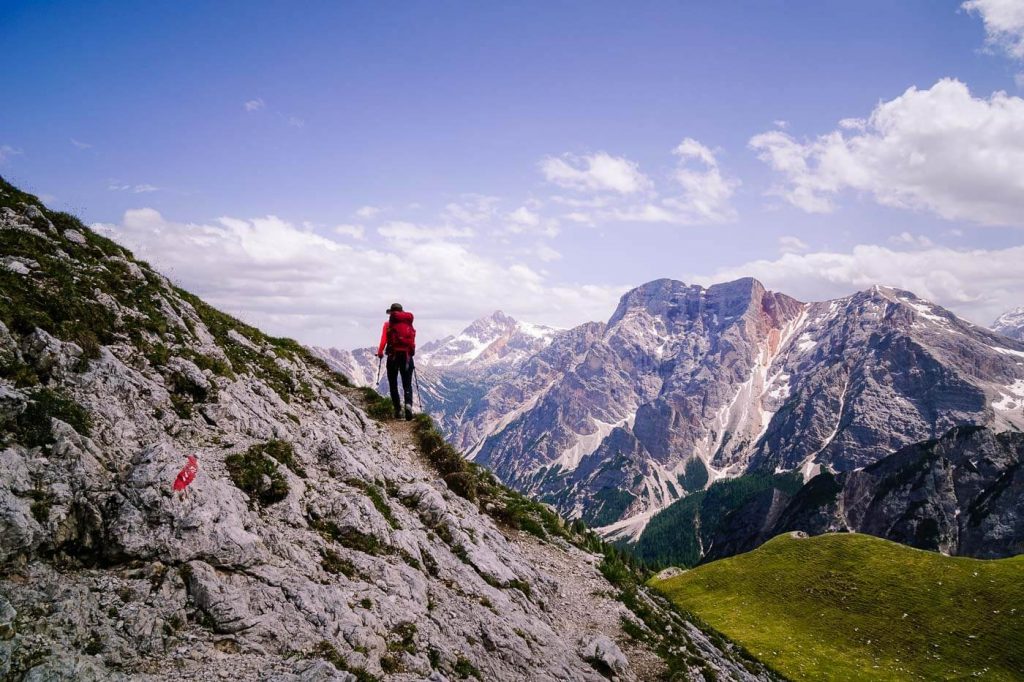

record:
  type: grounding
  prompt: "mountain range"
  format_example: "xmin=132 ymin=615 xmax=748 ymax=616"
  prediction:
xmin=318 ymin=281 xmax=1024 ymax=544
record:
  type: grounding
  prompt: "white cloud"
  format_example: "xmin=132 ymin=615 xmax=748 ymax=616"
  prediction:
xmin=0 ymin=145 xmax=22 ymax=163
xmin=440 ymin=193 xmax=499 ymax=225
xmin=778 ymin=236 xmax=809 ymax=254
xmin=70 ymin=138 xmax=93 ymax=150
xmin=508 ymin=206 xmax=540 ymax=226
xmin=334 ymin=223 xmax=366 ymax=240
xmin=539 ymin=152 xmax=651 ymax=194
xmin=287 ymin=116 xmax=305 ymax=128
xmin=504 ymin=205 xmax=559 ymax=237
xmin=666 ymin=138 xmax=739 ymax=223
xmin=535 ymin=244 xmax=562 ymax=262
xmin=610 ymin=203 xmax=677 ymax=223
xmin=1016 ymin=71 xmax=1024 ymax=88
xmin=244 ymin=98 xmax=265 ymax=112
xmin=562 ymin=211 xmax=593 ymax=224
xmin=442 ymin=195 xmax=501 ymax=224
xmin=377 ymin=220 xmax=474 ymax=242
xmin=94 ymin=209 xmax=624 ymax=347
xmin=696 ymin=241 xmax=1024 ymax=327
xmin=750 ymin=79 xmax=1024 ymax=226
xmin=604 ymin=138 xmax=739 ymax=225
xmin=108 ymin=183 xmax=159 ymax=193
xmin=888 ymin=232 xmax=935 ymax=248
xmin=963 ymin=0 xmax=1024 ymax=60
xmin=355 ymin=205 xmax=381 ymax=219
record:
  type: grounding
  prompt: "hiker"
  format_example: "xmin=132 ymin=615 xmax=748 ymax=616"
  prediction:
xmin=376 ymin=303 xmax=417 ymax=420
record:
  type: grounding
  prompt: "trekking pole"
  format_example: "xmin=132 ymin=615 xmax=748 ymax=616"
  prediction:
xmin=413 ymin=363 xmax=422 ymax=411
xmin=374 ymin=356 xmax=383 ymax=388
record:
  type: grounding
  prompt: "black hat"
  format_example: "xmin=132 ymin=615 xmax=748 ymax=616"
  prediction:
xmin=386 ymin=302 xmax=403 ymax=313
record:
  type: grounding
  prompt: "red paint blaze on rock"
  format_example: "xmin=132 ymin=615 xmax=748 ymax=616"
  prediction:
xmin=173 ymin=455 xmax=199 ymax=491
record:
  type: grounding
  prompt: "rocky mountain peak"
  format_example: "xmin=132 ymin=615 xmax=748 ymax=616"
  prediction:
xmin=417 ymin=310 xmax=559 ymax=372
xmin=993 ymin=306 xmax=1024 ymax=341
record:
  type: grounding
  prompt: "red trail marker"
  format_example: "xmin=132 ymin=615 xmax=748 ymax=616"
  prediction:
xmin=172 ymin=455 xmax=199 ymax=492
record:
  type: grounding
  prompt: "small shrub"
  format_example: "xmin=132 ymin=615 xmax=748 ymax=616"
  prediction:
xmin=310 ymin=517 xmax=383 ymax=555
xmin=0 ymin=358 xmax=39 ymax=388
xmin=442 ymin=471 xmax=478 ymax=502
xmin=14 ymin=388 xmax=91 ymax=448
xmin=226 ymin=446 xmax=289 ymax=507
xmin=505 ymin=578 xmax=532 ymax=599
xmin=29 ymin=491 xmax=51 ymax=524
xmin=421 ymin=550 xmax=440 ymax=577
xmin=321 ymin=548 xmax=359 ymax=578
xmin=390 ymin=622 xmax=417 ymax=653
xmin=169 ymin=393 xmax=192 ymax=418
xmin=310 ymin=641 xmax=379 ymax=682
xmin=345 ymin=478 xmax=399 ymax=528
xmin=453 ymin=655 xmax=482 ymax=680
xmin=253 ymin=439 xmax=306 ymax=477
xmin=380 ymin=654 xmax=402 ymax=674
xmin=359 ymin=387 xmax=395 ymax=420
xmin=187 ymin=351 xmax=235 ymax=379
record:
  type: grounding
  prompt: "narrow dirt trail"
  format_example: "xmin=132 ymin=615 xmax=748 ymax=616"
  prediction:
xmin=347 ymin=389 xmax=667 ymax=681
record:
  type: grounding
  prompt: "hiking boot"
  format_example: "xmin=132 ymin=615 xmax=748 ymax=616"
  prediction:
xmin=404 ymin=406 xmax=413 ymax=421
xmin=393 ymin=405 xmax=402 ymax=419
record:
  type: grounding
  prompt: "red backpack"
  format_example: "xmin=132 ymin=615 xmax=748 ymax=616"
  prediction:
xmin=388 ymin=311 xmax=416 ymax=354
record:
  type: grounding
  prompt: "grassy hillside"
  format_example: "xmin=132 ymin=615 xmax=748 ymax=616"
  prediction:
xmin=651 ymin=533 xmax=1024 ymax=681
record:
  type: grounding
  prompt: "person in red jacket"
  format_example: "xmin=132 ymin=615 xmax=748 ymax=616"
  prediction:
xmin=377 ymin=302 xmax=417 ymax=419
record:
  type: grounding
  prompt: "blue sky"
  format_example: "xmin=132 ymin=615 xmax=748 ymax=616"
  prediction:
xmin=3 ymin=0 xmax=1024 ymax=346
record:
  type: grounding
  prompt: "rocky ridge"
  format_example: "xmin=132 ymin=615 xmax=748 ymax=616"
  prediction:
xmin=0 ymin=178 xmax=771 ymax=681
xmin=993 ymin=306 xmax=1024 ymax=341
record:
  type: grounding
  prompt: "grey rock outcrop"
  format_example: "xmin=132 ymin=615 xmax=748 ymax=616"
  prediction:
xmin=0 ymin=178 xmax=770 ymax=680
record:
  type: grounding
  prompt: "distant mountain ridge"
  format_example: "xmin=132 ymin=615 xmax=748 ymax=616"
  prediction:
xmin=314 ymin=282 xmax=1024 ymax=540
xmin=993 ymin=306 xmax=1024 ymax=341
xmin=467 ymin=278 xmax=1024 ymax=537
xmin=418 ymin=310 xmax=560 ymax=374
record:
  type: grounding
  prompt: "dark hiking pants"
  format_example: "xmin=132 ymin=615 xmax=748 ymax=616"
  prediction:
xmin=386 ymin=352 xmax=413 ymax=414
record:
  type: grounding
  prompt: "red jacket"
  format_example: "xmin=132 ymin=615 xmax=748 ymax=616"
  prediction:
xmin=376 ymin=322 xmax=390 ymax=357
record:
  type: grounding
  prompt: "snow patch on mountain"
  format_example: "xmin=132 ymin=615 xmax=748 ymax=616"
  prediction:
xmin=418 ymin=310 xmax=560 ymax=372
xmin=992 ymin=307 xmax=1024 ymax=341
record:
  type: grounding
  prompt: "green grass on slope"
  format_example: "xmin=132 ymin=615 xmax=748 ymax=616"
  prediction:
xmin=651 ymin=533 xmax=1024 ymax=681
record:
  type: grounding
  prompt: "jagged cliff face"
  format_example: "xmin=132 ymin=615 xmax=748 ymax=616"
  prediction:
xmin=467 ymin=279 xmax=1024 ymax=534
xmin=697 ymin=426 xmax=1024 ymax=562
xmin=0 ymin=181 xmax=770 ymax=681
xmin=993 ymin=307 xmax=1024 ymax=341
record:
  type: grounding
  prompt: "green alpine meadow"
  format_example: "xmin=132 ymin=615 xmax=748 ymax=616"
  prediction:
xmin=651 ymin=533 xmax=1024 ymax=681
